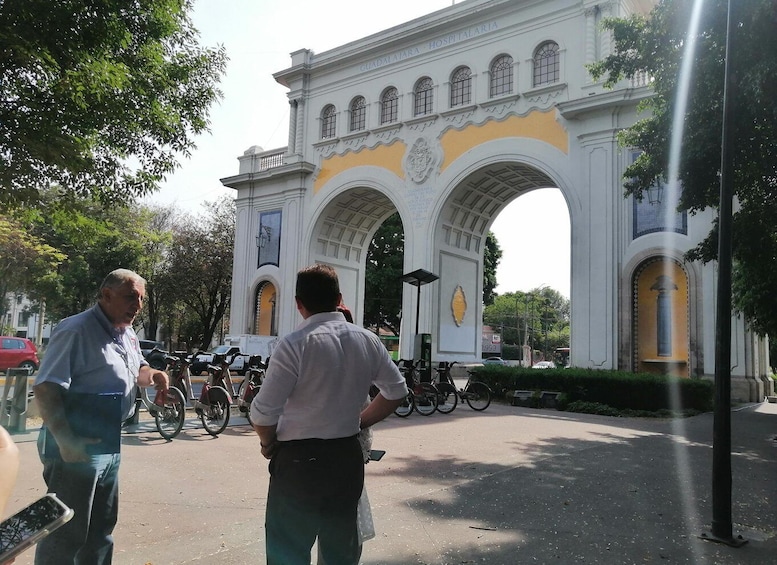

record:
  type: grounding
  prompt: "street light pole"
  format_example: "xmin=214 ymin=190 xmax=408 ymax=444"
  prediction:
xmin=705 ymin=0 xmax=745 ymax=548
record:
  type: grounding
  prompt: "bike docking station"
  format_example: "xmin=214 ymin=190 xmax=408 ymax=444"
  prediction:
xmin=1 ymin=367 xmax=32 ymax=433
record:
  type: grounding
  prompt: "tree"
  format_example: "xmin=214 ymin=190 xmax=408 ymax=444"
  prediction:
xmin=0 ymin=216 xmax=64 ymax=320
xmin=589 ymin=0 xmax=777 ymax=336
xmin=160 ymin=197 xmax=234 ymax=350
xmin=364 ymin=213 xmax=404 ymax=335
xmin=0 ymin=0 xmax=227 ymax=209
xmin=10 ymin=195 xmax=149 ymax=322
xmin=482 ymin=232 xmax=502 ymax=306
xmin=133 ymin=205 xmax=176 ymax=341
xmin=482 ymin=287 xmax=569 ymax=359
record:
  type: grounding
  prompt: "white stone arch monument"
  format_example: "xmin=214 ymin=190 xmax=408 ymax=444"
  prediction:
xmin=221 ymin=0 xmax=770 ymax=401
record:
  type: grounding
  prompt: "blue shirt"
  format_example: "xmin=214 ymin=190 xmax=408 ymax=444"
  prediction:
xmin=35 ymin=304 xmax=147 ymax=419
xmin=250 ymin=311 xmax=408 ymax=441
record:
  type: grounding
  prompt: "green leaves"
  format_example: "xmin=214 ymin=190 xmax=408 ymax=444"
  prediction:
xmin=594 ymin=0 xmax=777 ymax=337
xmin=0 ymin=0 xmax=227 ymax=209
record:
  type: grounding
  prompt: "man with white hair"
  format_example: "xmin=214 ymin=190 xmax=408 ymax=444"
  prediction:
xmin=33 ymin=268 xmax=169 ymax=564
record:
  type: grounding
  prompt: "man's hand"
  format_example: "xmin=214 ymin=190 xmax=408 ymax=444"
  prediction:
xmin=260 ymin=440 xmax=278 ymax=460
xmin=139 ymin=366 xmax=169 ymax=390
xmin=56 ymin=434 xmax=100 ymax=463
xmin=253 ymin=424 xmax=279 ymax=460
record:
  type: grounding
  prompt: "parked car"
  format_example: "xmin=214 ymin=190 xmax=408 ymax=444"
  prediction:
xmin=139 ymin=339 xmax=167 ymax=370
xmin=0 ymin=336 xmax=40 ymax=373
xmin=483 ymin=356 xmax=507 ymax=365
xmin=532 ymin=361 xmax=556 ymax=369
xmin=190 ymin=345 xmax=249 ymax=376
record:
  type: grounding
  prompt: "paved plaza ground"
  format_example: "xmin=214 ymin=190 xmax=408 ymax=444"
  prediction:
xmin=7 ymin=400 xmax=777 ymax=564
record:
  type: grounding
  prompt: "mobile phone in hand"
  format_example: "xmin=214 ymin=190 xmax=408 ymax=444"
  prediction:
xmin=0 ymin=493 xmax=74 ymax=563
xmin=369 ymin=449 xmax=386 ymax=461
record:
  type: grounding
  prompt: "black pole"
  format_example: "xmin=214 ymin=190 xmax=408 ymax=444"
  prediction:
xmin=415 ymin=284 xmax=421 ymax=335
xmin=708 ymin=0 xmax=741 ymax=546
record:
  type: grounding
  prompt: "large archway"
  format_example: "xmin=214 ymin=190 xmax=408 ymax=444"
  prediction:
xmin=222 ymin=0 xmax=769 ymax=400
xmin=432 ymin=161 xmax=564 ymax=362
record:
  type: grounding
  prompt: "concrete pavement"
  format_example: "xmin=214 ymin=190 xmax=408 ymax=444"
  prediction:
xmin=6 ymin=400 xmax=777 ymax=564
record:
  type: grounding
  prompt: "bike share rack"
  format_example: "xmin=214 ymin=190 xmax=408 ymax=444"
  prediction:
xmin=1 ymin=367 xmax=33 ymax=432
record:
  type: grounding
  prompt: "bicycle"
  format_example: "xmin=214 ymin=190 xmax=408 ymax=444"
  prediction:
xmin=196 ymin=352 xmax=236 ymax=435
xmin=133 ymin=351 xmax=187 ymax=440
xmin=162 ymin=350 xmax=233 ymax=436
xmin=236 ymin=355 xmax=267 ymax=423
xmin=433 ymin=361 xmax=492 ymax=413
xmin=395 ymin=359 xmax=438 ymax=417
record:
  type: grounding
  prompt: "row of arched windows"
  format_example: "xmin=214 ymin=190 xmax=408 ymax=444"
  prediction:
xmin=320 ymin=41 xmax=560 ymax=140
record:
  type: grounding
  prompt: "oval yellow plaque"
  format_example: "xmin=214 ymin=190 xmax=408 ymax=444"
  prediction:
xmin=451 ymin=285 xmax=467 ymax=327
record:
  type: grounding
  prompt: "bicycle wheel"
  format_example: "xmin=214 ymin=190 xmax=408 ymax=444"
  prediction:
xmin=435 ymin=382 xmax=458 ymax=414
xmin=464 ymin=381 xmax=492 ymax=411
xmin=241 ymin=382 xmax=260 ymax=424
xmin=394 ymin=391 xmax=414 ymax=417
xmin=413 ymin=383 xmax=438 ymax=416
xmin=236 ymin=379 xmax=249 ymax=415
xmin=200 ymin=386 xmax=231 ymax=436
xmin=154 ymin=386 xmax=186 ymax=440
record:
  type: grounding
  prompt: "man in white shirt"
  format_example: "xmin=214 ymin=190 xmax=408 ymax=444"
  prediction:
xmin=251 ymin=264 xmax=408 ymax=565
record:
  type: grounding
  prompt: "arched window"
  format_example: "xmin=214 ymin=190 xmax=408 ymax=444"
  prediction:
xmin=533 ymin=41 xmax=560 ymax=87
xmin=413 ymin=77 xmax=434 ymax=116
xmin=380 ymin=87 xmax=398 ymax=124
xmin=450 ymin=66 xmax=472 ymax=107
xmin=321 ymin=104 xmax=336 ymax=139
xmin=489 ymin=55 xmax=513 ymax=97
xmin=349 ymin=96 xmax=366 ymax=132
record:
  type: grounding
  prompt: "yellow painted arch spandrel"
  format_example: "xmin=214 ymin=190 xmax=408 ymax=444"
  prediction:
xmin=440 ymin=110 xmax=568 ymax=172
xmin=314 ymin=142 xmax=407 ymax=193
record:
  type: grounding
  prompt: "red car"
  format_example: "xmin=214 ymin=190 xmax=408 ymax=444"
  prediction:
xmin=0 ymin=336 xmax=40 ymax=373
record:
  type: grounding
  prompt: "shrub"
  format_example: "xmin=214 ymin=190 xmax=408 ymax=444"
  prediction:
xmin=470 ymin=365 xmax=713 ymax=413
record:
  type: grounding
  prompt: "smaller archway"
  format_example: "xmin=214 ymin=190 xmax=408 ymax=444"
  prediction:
xmin=632 ymin=257 xmax=689 ymax=377
xmin=253 ymin=281 xmax=278 ymax=336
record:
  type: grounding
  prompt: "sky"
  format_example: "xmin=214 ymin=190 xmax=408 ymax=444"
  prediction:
xmin=145 ymin=0 xmax=571 ymax=298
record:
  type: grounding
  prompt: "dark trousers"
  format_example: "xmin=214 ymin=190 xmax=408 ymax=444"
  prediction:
xmin=265 ymin=435 xmax=364 ymax=565
xmin=35 ymin=433 xmax=120 ymax=565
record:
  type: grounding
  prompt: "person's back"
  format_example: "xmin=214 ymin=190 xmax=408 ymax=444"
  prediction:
xmin=256 ymin=313 xmax=400 ymax=441
xmin=250 ymin=264 xmax=407 ymax=565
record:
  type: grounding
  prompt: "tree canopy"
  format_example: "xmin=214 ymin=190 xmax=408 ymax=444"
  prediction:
xmin=0 ymin=0 xmax=227 ymax=209
xmin=482 ymin=287 xmax=570 ymax=360
xmin=590 ymin=0 xmax=777 ymax=337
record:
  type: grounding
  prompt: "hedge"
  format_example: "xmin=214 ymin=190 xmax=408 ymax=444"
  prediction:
xmin=467 ymin=366 xmax=713 ymax=412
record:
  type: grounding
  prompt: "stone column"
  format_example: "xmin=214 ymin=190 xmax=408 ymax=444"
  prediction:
xmin=585 ymin=6 xmax=597 ymax=68
xmin=287 ymin=99 xmax=298 ymax=155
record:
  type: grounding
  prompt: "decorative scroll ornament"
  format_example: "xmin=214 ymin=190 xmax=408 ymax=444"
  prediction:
xmin=451 ymin=285 xmax=467 ymax=327
xmin=404 ymin=137 xmax=438 ymax=184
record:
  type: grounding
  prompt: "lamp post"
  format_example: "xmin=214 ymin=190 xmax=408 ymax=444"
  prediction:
xmin=400 ymin=268 xmax=439 ymax=334
xmin=706 ymin=0 xmax=745 ymax=548
xmin=256 ymin=225 xmax=271 ymax=248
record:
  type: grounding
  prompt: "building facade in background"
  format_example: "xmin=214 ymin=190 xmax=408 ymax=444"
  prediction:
xmin=1 ymin=293 xmax=51 ymax=345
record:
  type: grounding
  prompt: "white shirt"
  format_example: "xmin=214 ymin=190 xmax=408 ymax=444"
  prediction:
xmin=250 ymin=311 xmax=408 ymax=441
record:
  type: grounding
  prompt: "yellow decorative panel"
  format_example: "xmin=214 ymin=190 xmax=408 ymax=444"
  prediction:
xmin=314 ymin=142 xmax=407 ymax=193
xmin=439 ymin=110 xmax=568 ymax=172
xmin=635 ymin=259 xmax=689 ymax=377
xmin=451 ymin=285 xmax=467 ymax=327
xmin=256 ymin=284 xmax=277 ymax=336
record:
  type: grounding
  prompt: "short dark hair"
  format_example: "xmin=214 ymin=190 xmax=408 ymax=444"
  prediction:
xmin=296 ymin=264 xmax=340 ymax=314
